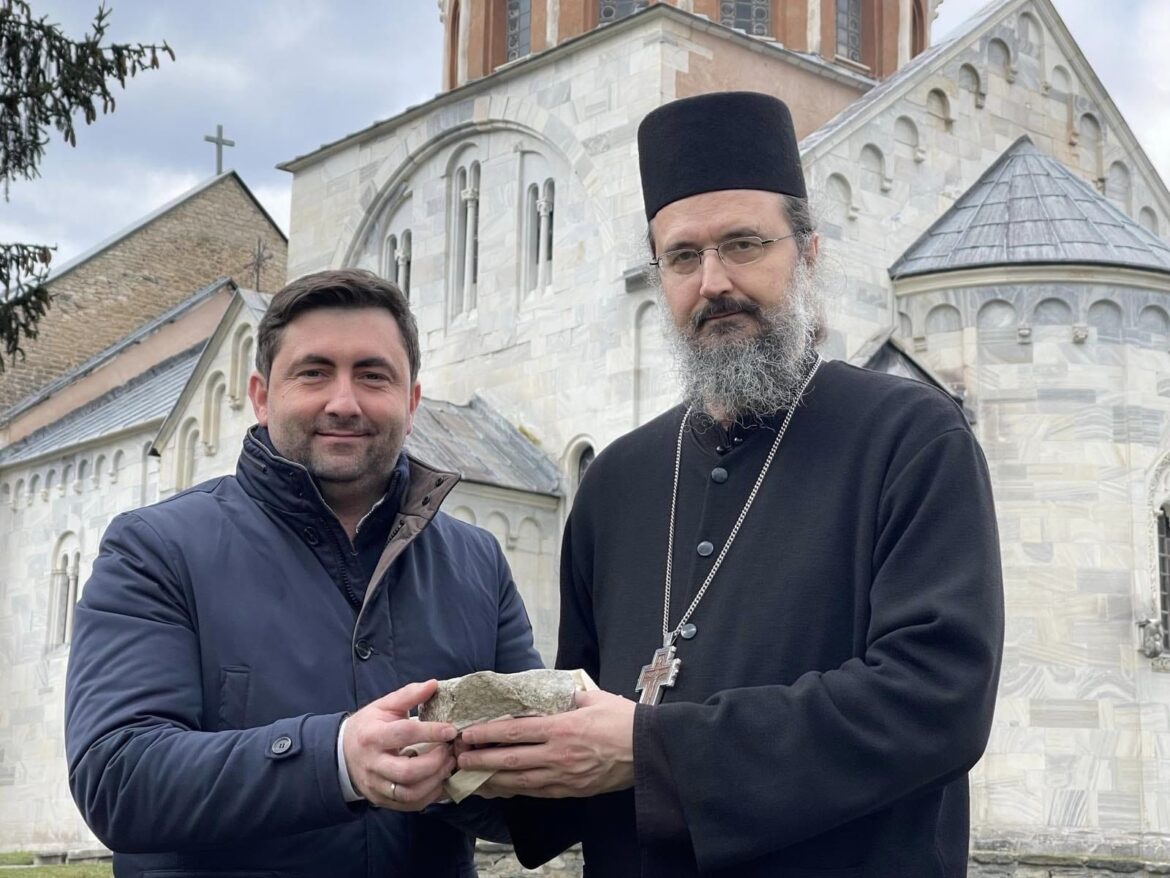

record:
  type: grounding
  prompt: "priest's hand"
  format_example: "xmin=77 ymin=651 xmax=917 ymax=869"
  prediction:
xmin=456 ymin=689 xmax=636 ymax=798
xmin=343 ymin=679 xmax=458 ymax=811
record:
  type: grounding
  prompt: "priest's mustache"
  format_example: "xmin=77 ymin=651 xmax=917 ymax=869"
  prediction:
xmin=692 ymin=297 xmax=761 ymax=330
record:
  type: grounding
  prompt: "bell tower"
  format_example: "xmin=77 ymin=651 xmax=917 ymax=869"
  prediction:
xmin=438 ymin=0 xmax=941 ymax=91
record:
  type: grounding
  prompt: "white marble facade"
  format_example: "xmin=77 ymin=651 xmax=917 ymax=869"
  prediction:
xmin=4 ymin=0 xmax=1170 ymax=863
xmin=282 ymin=0 xmax=1170 ymax=862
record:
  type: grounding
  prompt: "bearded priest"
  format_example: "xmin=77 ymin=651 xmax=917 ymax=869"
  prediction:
xmin=457 ymin=91 xmax=1005 ymax=878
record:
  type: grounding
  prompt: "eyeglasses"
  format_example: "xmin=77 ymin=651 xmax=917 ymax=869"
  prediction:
xmin=649 ymin=234 xmax=797 ymax=277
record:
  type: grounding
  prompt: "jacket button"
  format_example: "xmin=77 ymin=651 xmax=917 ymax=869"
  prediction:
xmin=697 ymin=540 xmax=714 ymax=557
xmin=355 ymin=640 xmax=373 ymax=660
xmin=710 ymin=467 xmax=728 ymax=484
xmin=732 ymin=435 xmax=744 ymax=446
xmin=303 ymin=526 xmax=319 ymax=545
xmin=271 ymin=735 xmax=292 ymax=755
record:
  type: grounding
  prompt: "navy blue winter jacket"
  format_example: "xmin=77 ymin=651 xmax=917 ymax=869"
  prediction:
xmin=65 ymin=428 xmax=543 ymax=877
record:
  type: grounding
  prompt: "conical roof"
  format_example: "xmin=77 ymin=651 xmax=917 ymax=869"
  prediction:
xmin=889 ymin=136 xmax=1170 ymax=279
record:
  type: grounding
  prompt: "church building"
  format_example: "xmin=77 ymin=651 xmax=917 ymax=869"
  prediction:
xmin=2 ymin=0 xmax=1169 ymax=871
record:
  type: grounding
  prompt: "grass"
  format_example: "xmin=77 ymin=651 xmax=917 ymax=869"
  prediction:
xmin=0 ymin=852 xmax=34 ymax=865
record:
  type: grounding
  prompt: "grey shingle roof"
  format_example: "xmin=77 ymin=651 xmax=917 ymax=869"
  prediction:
xmin=0 ymin=346 xmax=202 ymax=468
xmin=890 ymin=137 xmax=1170 ymax=279
xmin=407 ymin=397 xmax=562 ymax=496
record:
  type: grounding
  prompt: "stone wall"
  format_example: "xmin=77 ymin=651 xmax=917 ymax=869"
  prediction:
xmin=0 ymin=174 xmax=286 ymax=411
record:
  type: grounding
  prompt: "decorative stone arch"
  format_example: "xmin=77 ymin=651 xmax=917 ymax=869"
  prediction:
xmin=111 ymin=450 xmax=125 ymax=484
xmin=93 ymin=454 xmax=107 ymax=487
xmin=1032 ymin=297 xmax=1073 ymax=325
xmin=450 ymin=505 xmax=477 ymax=525
xmin=203 ymin=371 xmax=229 ymax=455
xmin=75 ymin=458 xmax=89 ymax=492
xmin=1087 ymin=299 xmax=1123 ymax=336
xmin=1075 ymin=113 xmax=1104 ymax=184
xmin=563 ymin=434 xmax=598 ymax=505
xmin=925 ymin=87 xmax=953 ymax=130
xmin=897 ymin=311 xmax=913 ymax=339
xmin=957 ymin=64 xmax=985 ymax=109
xmin=1049 ymin=64 xmax=1072 ymax=95
xmin=13 ymin=478 xmax=25 ymax=507
xmin=858 ymin=143 xmax=892 ymax=193
xmin=0 ymin=482 xmax=9 ymax=509
xmin=516 ymin=516 xmax=543 ymax=554
xmin=1106 ymin=161 xmax=1132 ymax=215
xmin=893 ymin=115 xmax=924 ymax=164
xmin=976 ymin=299 xmax=1017 ymax=330
xmin=1140 ymin=304 xmax=1170 ymax=335
xmin=1017 ymin=10 xmax=1043 ymax=68
xmin=824 ymin=173 xmax=858 ymax=225
xmin=44 ymin=468 xmax=57 ymax=499
xmin=986 ymin=36 xmax=1016 ymax=83
xmin=61 ymin=462 xmax=73 ymax=495
xmin=340 ymin=107 xmax=615 ymax=272
xmin=48 ymin=530 xmax=82 ymax=648
xmin=228 ymin=323 xmax=255 ymax=410
xmin=925 ymin=303 xmax=962 ymax=334
xmin=1139 ymin=207 xmax=1160 ymax=235
xmin=176 ymin=418 xmax=201 ymax=492
xmin=485 ymin=510 xmax=513 ymax=550
xmin=28 ymin=473 xmax=41 ymax=504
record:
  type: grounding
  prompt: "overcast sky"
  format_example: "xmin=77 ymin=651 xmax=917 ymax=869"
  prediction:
xmin=3 ymin=1 xmax=1163 ymax=266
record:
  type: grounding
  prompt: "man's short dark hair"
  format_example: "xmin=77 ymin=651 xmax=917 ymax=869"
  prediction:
xmin=255 ymin=269 xmax=420 ymax=381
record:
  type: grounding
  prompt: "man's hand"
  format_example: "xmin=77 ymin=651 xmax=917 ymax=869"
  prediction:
xmin=343 ymin=680 xmax=457 ymax=810
xmin=456 ymin=689 xmax=636 ymax=798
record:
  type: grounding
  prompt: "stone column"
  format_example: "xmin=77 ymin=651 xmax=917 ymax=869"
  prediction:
xmin=536 ymin=198 xmax=552 ymax=288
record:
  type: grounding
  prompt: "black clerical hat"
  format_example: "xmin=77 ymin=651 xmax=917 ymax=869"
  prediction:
xmin=637 ymin=91 xmax=807 ymax=220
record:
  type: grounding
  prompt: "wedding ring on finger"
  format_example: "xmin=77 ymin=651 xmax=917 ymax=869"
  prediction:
xmin=389 ymin=781 xmax=398 ymax=802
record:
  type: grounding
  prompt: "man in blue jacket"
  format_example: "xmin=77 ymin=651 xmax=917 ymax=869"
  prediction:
xmin=65 ymin=268 xmax=543 ymax=877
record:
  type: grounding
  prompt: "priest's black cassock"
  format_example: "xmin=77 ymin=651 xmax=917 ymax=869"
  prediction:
xmin=507 ymin=359 xmax=1004 ymax=878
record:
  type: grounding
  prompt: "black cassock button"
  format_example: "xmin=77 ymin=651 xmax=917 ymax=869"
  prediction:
xmin=355 ymin=640 xmax=373 ymax=660
xmin=732 ymin=435 xmax=744 ymax=446
xmin=679 ymin=623 xmax=698 ymax=640
xmin=697 ymin=540 xmax=714 ymax=557
xmin=715 ymin=445 xmax=727 ymax=455
xmin=711 ymin=467 xmax=728 ymax=484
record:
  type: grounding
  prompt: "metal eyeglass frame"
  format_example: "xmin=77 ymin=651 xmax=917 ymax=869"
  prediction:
xmin=648 ymin=234 xmax=798 ymax=276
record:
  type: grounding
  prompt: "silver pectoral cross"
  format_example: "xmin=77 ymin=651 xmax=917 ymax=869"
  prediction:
xmin=636 ymin=644 xmax=681 ymax=705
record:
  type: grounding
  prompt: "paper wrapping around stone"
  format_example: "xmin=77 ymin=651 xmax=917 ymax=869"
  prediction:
xmin=420 ymin=669 xmax=579 ymax=730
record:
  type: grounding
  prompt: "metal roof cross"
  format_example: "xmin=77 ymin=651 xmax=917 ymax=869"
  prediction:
xmin=203 ymin=124 xmax=235 ymax=175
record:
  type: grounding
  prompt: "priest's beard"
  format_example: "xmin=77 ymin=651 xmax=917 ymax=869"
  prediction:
xmin=663 ymin=258 xmax=822 ymax=423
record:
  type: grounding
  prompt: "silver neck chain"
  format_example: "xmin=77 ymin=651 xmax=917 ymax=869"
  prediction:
xmin=661 ymin=356 xmax=823 ymax=647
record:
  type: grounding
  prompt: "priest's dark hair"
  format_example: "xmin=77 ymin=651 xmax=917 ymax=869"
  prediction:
xmin=255 ymin=268 xmax=420 ymax=382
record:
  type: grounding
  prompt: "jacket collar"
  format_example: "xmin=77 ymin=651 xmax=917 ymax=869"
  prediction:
xmin=235 ymin=426 xmax=457 ymax=521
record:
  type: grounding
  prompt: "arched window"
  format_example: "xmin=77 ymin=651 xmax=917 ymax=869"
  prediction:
xmin=228 ymin=323 xmax=254 ymax=410
xmin=203 ymin=372 xmax=228 ymax=455
xmin=176 ymin=420 xmax=200 ymax=492
xmin=525 ymin=183 xmax=540 ymax=293
xmin=836 ymin=0 xmax=862 ymax=63
xmin=1157 ymin=509 xmax=1170 ymax=651
xmin=577 ymin=446 xmax=595 ymax=485
xmin=449 ymin=157 xmax=481 ymax=318
xmin=49 ymin=533 xmax=81 ymax=648
xmin=720 ymin=0 xmax=770 ymax=37
xmin=599 ymin=0 xmax=647 ymax=24
xmin=911 ymin=0 xmax=926 ymax=56
xmin=506 ymin=0 xmax=531 ymax=61
xmin=539 ymin=179 xmax=555 ymax=286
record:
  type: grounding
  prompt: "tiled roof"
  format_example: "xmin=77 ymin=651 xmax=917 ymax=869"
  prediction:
xmin=890 ymin=137 xmax=1170 ymax=279
xmin=407 ymin=397 xmax=562 ymax=496
xmin=0 ymin=347 xmax=202 ymax=467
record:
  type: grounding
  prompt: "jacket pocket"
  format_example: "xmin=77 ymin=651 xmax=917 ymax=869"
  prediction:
xmin=218 ymin=665 xmax=251 ymax=729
